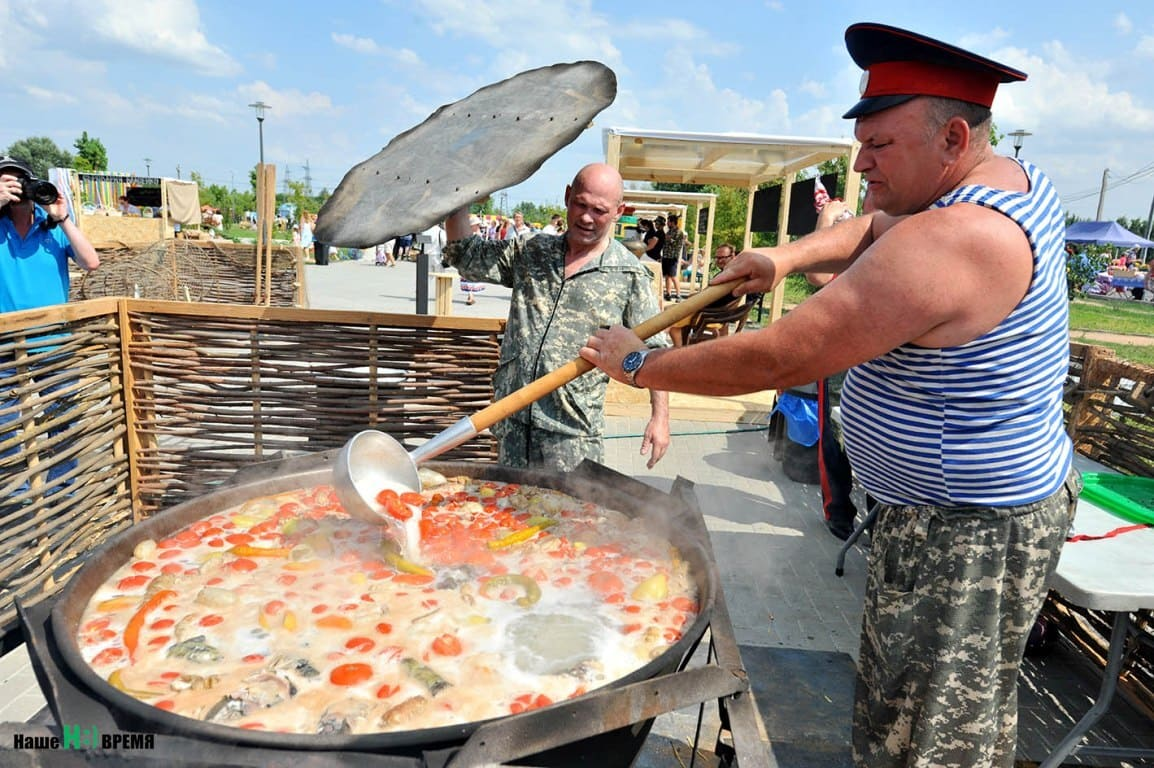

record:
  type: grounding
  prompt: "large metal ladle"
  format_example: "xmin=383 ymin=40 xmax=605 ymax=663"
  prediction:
xmin=333 ymin=278 xmax=742 ymax=530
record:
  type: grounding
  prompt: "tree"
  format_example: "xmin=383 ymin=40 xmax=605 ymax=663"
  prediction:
xmin=5 ymin=136 xmax=73 ymax=178
xmin=73 ymin=131 xmax=108 ymax=172
xmin=285 ymin=179 xmax=309 ymax=220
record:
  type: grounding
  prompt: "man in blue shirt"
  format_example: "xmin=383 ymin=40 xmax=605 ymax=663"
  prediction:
xmin=0 ymin=157 xmax=99 ymax=311
xmin=1 ymin=156 xmax=99 ymax=494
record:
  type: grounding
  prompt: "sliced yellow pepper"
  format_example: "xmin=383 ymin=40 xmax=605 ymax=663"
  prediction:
xmin=487 ymin=518 xmax=558 ymax=551
xmin=96 ymin=595 xmax=140 ymax=613
xmin=229 ymin=544 xmax=291 ymax=558
xmin=108 ymin=668 xmax=160 ymax=698
xmin=630 ymin=572 xmax=668 ymax=602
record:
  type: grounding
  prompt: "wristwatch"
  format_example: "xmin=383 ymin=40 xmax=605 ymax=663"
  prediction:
xmin=621 ymin=348 xmax=652 ymax=388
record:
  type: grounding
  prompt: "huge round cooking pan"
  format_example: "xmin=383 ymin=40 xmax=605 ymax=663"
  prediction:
xmin=50 ymin=456 xmax=717 ymax=761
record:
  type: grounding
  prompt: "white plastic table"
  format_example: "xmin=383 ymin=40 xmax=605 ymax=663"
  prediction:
xmin=1040 ymin=454 xmax=1154 ymax=767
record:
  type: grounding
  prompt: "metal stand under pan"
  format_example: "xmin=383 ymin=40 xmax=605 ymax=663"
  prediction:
xmin=14 ymin=457 xmax=773 ymax=767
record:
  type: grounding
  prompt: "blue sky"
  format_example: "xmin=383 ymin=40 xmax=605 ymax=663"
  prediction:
xmin=4 ymin=0 xmax=1153 ymax=224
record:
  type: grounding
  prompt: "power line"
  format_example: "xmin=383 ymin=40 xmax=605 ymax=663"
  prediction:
xmin=1064 ymin=162 xmax=1154 ymax=204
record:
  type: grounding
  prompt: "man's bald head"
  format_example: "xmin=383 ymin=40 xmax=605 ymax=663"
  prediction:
xmin=564 ymin=163 xmax=626 ymax=250
xmin=569 ymin=163 xmax=624 ymax=207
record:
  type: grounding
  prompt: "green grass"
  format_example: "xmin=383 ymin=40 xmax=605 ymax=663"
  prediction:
xmin=1089 ymin=342 xmax=1154 ymax=367
xmin=220 ymin=224 xmax=292 ymax=243
xmin=1070 ymin=297 xmax=1154 ymax=337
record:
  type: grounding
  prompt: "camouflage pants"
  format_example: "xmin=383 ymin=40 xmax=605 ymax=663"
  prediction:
xmin=853 ymin=469 xmax=1080 ymax=768
xmin=497 ymin=421 xmax=604 ymax=473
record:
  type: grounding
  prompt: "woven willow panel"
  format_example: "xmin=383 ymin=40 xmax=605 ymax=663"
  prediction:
xmin=0 ymin=312 xmax=133 ymax=644
xmin=70 ymin=239 xmax=302 ymax=306
xmin=125 ymin=307 xmax=503 ymax=516
xmin=1066 ymin=342 xmax=1154 ymax=476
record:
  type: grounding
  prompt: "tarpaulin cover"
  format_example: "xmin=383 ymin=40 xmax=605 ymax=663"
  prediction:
xmin=772 ymin=392 xmax=820 ymax=447
xmin=1065 ymin=221 xmax=1154 ymax=249
xmin=164 ymin=179 xmax=200 ymax=226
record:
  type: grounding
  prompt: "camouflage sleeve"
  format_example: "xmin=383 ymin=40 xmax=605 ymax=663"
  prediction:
xmin=441 ymin=235 xmax=518 ymax=287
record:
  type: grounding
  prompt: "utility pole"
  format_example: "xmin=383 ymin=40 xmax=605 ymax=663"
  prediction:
xmin=1095 ymin=168 xmax=1109 ymax=220
xmin=303 ymin=159 xmax=313 ymax=196
xmin=1143 ymin=190 xmax=1154 ymax=263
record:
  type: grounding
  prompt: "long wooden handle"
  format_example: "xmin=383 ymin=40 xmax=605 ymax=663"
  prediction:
xmin=468 ymin=279 xmax=742 ymax=432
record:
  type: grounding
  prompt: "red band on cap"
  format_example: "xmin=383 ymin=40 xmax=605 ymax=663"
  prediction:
xmin=863 ymin=60 xmax=998 ymax=108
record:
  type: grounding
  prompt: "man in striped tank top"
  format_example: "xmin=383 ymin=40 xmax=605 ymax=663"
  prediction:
xmin=583 ymin=22 xmax=1079 ymax=768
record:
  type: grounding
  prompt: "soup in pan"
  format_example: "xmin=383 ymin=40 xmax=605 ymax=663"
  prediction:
xmin=77 ymin=474 xmax=699 ymax=734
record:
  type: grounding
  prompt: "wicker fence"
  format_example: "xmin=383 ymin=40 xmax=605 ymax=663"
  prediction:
xmin=69 ymin=240 xmax=305 ymax=307
xmin=0 ymin=299 xmax=503 ymax=652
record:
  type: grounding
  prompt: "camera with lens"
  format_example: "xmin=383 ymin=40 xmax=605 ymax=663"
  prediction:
xmin=20 ymin=177 xmax=59 ymax=206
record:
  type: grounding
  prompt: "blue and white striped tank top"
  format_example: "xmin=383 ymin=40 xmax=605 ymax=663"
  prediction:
xmin=840 ymin=160 xmax=1072 ymax=506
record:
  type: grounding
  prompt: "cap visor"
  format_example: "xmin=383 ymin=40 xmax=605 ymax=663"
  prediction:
xmin=843 ymin=93 xmax=915 ymax=119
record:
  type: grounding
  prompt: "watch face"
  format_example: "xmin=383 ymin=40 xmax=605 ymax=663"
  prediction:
xmin=622 ymin=350 xmax=644 ymax=374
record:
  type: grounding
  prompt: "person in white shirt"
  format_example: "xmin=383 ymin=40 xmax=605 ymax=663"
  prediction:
xmin=504 ymin=211 xmax=532 ymax=243
xmin=422 ymin=223 xmax=446 ymax=269
xmin=541 ymin=213 xmax=563 ymax=236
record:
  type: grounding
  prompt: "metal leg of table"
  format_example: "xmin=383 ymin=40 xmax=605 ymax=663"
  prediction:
xmin=1039 ymin=610 xmax=1154 ymax=767
xmin=835 ymin=502 xmax=878 ymax=578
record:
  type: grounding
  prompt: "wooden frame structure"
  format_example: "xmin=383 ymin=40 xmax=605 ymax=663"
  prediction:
xmin=604 ymin=128 xmax=861 ymax=322
xmin=622 ymin=189 xmax=718 ymax=294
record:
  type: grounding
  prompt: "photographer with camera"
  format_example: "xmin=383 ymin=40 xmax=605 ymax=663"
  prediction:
xmin=1 ymin=157 xmax=98 ymax=313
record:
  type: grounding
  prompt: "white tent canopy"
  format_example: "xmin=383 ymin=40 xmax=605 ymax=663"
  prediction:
xmin=604 ymin=128 xmax=861 ymax=321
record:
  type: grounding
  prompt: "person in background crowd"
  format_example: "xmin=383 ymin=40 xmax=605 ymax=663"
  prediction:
xmin=505 ymin=211 xmax=532 ymax=243
xmin=644 ymin=215 xmax=665 ymax=264
xmin=1 ymin=156 xmax=100 ymax=492
xmin=661 ymin=213 xmax=687 ymax=301
xmin=581 ymin=23 xmax=1077 ymax=767
xmin=392 ymin=232 xmax=414 ymax=262
xmin=1 ymin=157 xmax=99 ymax=311
xmin=422 ymin=222 xmax=447 ymax=270
xmin=117 ymin=195 xmax=140 ymax=216
xmin=541 ymin=213 xmax=564 ymax=236
xmin=443 ymin=162 xmax=671 ymax=472
xmin=300 ymin=213 xmax=315 ymax=260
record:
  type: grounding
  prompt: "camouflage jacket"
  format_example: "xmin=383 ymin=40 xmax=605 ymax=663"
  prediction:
xmin=443 ymin=234 xmax=669 ymax=437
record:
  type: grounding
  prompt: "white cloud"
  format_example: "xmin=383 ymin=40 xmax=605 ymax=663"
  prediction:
xmin=332 ymin=33 xmax=382 ymax=55
xmin=414 ymin=0 xmax=622 ymax=76
xmin=332 ymin=32 xmax=422 ymax=67
xmin=22 ymin=85 xmax=78 ymax=105
xmin=237 ymin=81 xmax=335 ymax=120
xmin=798 ymin=79 xmax=826 ymax=99
xmin=1114 ymin=13 xmax=1133 ymax=35
xmin=84 ymin=0 xmax=241 ymax=77
xmin=994 ymin=42 xmax=1154 ymax=136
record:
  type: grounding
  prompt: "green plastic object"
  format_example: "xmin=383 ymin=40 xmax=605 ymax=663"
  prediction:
xmin=1079 ymin=473 xmax=1154 ymax=525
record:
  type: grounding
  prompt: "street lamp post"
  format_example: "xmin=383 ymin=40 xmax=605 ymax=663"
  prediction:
xmin=1008 ymin=129 xmax=1032 ymax=159
xmin=143 ymin=157 xmax=152 ymax=176
xmin=248 ymin=101 xmax=271 ymax=167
